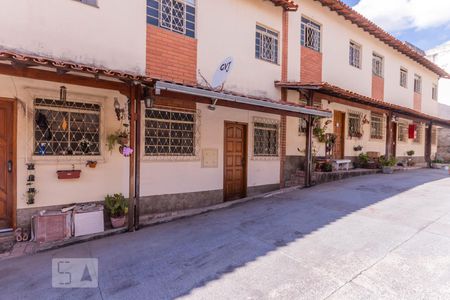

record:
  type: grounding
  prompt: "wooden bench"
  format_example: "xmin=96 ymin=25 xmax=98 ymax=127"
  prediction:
xmin=332 ymin=159 xmax=352 ymax=171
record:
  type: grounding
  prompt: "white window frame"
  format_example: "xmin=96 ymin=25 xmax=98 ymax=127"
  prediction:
xmin=432 ymin=83 xmax=438 ymax=100
xmin=349 ymin=41 xmax=362 ymax=69
xmin=372 ymin=53 xmax=384 ymax=77
xmin=159 ymin=0 xmax=195 ymax=35
xmin=400 ymin=67 xmax=408 ymax=88
xmin=301 ymin=16 xmax=321 ymax=52
xmin=414 ymin=74 xmax=422 ymax=94
xmin=255 ymin=24 xmax=279 ymax=64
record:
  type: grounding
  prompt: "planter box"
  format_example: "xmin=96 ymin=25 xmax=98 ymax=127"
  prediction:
xmin=57 ymin=170 xmax=82 ymax=180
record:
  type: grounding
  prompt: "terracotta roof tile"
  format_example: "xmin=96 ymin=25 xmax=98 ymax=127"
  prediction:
xmin=313 ymin=0 xmax=449 ymax=78
xmin=275 ymin=81 xmax=450 ymax=126
xmin=268 ymin=0 xmax=298 ymax=11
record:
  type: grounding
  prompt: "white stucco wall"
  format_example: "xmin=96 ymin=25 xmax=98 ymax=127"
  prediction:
xmin=196 ymin=0 xmax=283 ymax=100
xmin=0 ymin=75 xmax=130 ymax=209
xmin=0 ymin=0 xmax=146 ymax=74
xmin=291 ymin=0 xmax=440 ymax=117
xmin=139 ymin=103 xmax=281 ymax=197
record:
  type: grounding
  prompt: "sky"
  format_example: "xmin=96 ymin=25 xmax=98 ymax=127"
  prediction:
xmin=341 ymin=0 xmax=450 ymax=52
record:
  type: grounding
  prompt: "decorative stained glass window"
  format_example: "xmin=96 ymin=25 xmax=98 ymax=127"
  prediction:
xmin=253 ymin=119 xmax=279 ymax=157
xmin=144 ymin=107 xmax=198 ymax=156
xmin=34 ymin=98 xmax=101 ymax=156
xmin=301 ymin=17 xmax=321 ymax=52
xmin=255 ymin=25 xmax=279 ymax=64
xmin=147 ymin=0 xmax=196 ymax=38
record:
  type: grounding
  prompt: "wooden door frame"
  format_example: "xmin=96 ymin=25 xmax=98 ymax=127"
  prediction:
xmin=0 ymin=98 xmax=17 ymax=229
xmin=333 ymin=110 xmax=346 ymax=159
xmin=223 ymin=121 xmax=248 ymax=201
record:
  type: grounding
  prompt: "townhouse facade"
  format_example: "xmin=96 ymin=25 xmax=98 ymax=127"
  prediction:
xmin=0 ymin=0 xmax=449 ymax=233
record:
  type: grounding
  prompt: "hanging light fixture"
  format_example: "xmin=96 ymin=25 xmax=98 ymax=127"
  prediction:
xmin=142 ymin=86 xmax=154 ymax=109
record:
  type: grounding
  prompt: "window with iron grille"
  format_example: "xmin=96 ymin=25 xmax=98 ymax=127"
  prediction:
xmin=370 ymin=113 xmax=384 ymax=139
xmin=255 ymin=25 xmax=279 ymax=64
xmin=432 ymin=128 xmax=437 ymax=145
xmin=144 ymin=107 xmax=197 ymax=156
xmin=372 ymin=53 xmax=384 ymax=77
xmin=254 ymin=119 xmax=279 ymax=157
xmin=147 ymin=0 xmax=196 ymax=38
xmin=301 ymin=17 xmax=321 ymax=52
xmin=413 ymin=123 xmax=422 ymax=144
xmin=34 ymin=98 xmax=101 ymax=156
xmin=349 ymin=41 xmax=361 ymax=68
xmin=432 ymin=84 xmax=438 ymax=100
xmin=398 ymin=122 xmax=408 ymax=142
xmin=348 ymin=112 xmax=362 ymax=138
xmin=400 ymin=68 xmax=408 ymax=88
xmin=414 ymin=74 xmax=422 ymax=94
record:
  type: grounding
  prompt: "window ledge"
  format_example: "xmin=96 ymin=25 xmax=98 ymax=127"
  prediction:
xmin=30 ymin=155 xmax=105 ymax=165
xmin=141 ymin=155 xmax=200 ymax=162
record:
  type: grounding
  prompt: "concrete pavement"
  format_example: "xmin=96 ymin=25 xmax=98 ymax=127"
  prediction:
xmin=1 ymin=169 xmax=450 ymax=299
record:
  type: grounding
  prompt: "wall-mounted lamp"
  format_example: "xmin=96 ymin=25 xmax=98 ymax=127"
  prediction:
xmin=114 ymin=97 xmax=125 ymax=121
xmin=142 ymin=86 xmax=154 ymax=109
xmin=208 ymin=99 xmax=218 ymax=111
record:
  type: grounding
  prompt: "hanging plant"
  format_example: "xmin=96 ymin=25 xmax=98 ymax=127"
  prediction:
xmin=107 ymin=129 xmax=129 ymax=152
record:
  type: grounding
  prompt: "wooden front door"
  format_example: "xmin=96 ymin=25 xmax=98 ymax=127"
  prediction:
xmin=390 ymin=122 xmax=397 ymax=157
xmin=224 ymin=122 xmax=247 ymax=201
xmin=0 ymin=100 xmax=15 ymax=230
xmin=333 ymin=111 xmax=345 ymax=159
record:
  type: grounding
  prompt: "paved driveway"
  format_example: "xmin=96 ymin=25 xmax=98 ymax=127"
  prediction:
xmin=1 ymin=169 xmax=450 ymax=300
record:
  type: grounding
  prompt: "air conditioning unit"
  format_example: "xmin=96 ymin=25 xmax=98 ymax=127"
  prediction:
xmin=32 ymin=211 xmax=72 ymax=243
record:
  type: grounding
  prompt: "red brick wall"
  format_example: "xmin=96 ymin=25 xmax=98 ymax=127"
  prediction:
xmin=146 ymin=25 xmax=197 ymax=84
xmin=300 ymin=46 xmax=322 ymax=82
xmin=372 ymin=75 xmax=385 ymax=101
xmin=414 ymin=93 xmax=422 ymax=111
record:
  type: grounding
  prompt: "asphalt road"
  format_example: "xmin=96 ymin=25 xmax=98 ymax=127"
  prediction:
xmin=1 ymin=169 xmax=450 ymax=300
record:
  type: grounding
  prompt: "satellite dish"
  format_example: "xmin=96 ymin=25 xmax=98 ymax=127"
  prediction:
xmin=211 ymin=57 xmax=234 ymax=90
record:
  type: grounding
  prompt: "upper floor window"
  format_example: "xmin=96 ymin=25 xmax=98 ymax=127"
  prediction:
xmin=400 ymin=67 xmax=408 ymax=88
xmin=34 ymin=98 xmax=101 ymax=156
xmin=372 ymin=53 xmax=384 ymax=77
xmin=432 ymin=84 xmax=438 ymax=100
xmin=414 ymin=74 xmax=422 ymax=94
xmin=255 ymin=25 xmax=279 ymax=64
xmin=147 ymin=0 xmax=196 ymax=38
xmin=349 ymin=41 xmax=362 ymax=69
xmin=370 ymin=113 xmax=384 ymax=140
xmin=74 ymin=0 xmax=98 ymax=6
xmin=301 ymin=17 xmax=321 ymax=52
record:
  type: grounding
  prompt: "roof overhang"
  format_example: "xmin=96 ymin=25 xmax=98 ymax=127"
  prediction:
xmin=268 ymin=0 xmax=298 ymax=11
xmin=313 ymin=0 xmax=449 ymax=79
xmin=155 ymin=81 xmax=331 ymax=118
xmin=276 ymin=81 xmax=450 ymax=127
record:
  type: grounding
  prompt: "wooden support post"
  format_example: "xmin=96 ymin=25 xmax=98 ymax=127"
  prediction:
xmin=425 ymin=122 xmax=433 ymax=168
xmin=304 ymin=91 xmax=314 ymax=188
xmin=128 ymin=84 xmax=136 ymax=231
xmin=385 ymin=111 xmax=392 ymax=158
xmin=134 ymin=86 xmax=142 ymax=229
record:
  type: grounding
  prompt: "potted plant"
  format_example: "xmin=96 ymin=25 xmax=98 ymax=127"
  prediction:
xmin=107 ymin=129 xmax=129 ymax=152
xmin=379 ymin=155 xmax=397 ymax=174
xmin=321 ymin=162 xmax=333 ymax=173
xmin=104 ymin=193 xmax=129 ymax=228
xmin=354 ymin=145 xmax=363 ymax=152
xmin=26 ymin=188 xmax=37 ymax=205
xmin=406 ymin=150 xmax=415 ymax=167
xmin=355 ymin=152 xmax=369 ymax=169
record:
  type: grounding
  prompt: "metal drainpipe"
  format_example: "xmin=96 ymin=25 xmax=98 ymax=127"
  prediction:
xmin=304 ymin=91 xmax=314 ymax=188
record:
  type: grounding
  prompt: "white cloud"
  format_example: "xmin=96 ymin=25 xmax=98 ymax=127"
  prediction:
xmin=353 ymin=0 xmax=450 ymax=32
